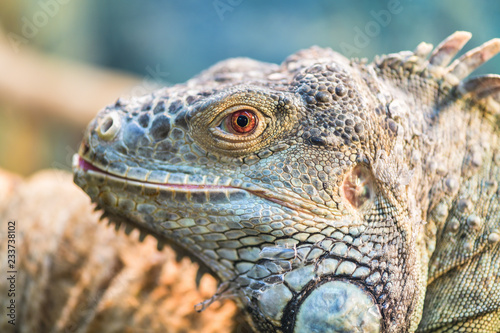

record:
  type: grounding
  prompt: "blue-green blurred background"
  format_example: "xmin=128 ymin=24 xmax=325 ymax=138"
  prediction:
xmin=0 ymin=0 xmax=499 ymax=175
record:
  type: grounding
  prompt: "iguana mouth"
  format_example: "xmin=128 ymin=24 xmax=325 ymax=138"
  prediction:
xmin=76 ymin=156 xmax=232 ymax=191
xmin=74 ymin=155 xmax=336 ymax=218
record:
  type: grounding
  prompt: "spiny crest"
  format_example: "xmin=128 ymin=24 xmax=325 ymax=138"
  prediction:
xmin=375 ymin=31 xmax=500 ymax=113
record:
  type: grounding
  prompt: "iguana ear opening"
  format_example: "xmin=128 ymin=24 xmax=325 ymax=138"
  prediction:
xmin=342 ymin=164 xmax=375 ymax=211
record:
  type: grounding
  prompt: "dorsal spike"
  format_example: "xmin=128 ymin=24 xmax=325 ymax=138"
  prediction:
xmin=414 ymin=42 xmax=434 ymax=60
xmin=428 ymin=31 xmax=472 ymax=67
xmin=124 ymin=223 xmax=134 ymax=235
xmin=138 ymin=230 xmax=148 ymax=242
xmin=195 ymin=265 xmax=210 ymax=289
xmin=175 ymin=250 xmax=184 ymax=262
xmin=446 ymin=38 xmax=500 ymax=81
xmin=459 ymin=74 xmax=500 ymax=99
xmin=156 ymin=239 xmax=166 ymax=251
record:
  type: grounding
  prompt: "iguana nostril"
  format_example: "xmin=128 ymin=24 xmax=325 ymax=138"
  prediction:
xmin=97 ymin=113 xmax=121 ymax=140
xmin=101 ymin=118 xmax=113 ymax=133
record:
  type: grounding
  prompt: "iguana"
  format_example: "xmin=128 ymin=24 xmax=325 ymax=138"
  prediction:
xmin=73 ymin=31 xmax=500 ymax=332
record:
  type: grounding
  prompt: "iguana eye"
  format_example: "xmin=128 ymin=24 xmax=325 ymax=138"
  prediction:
xmin=220 ymin=109 xmax=258 ymax=134
xmin=205 ymin=103 xmax=270 ymax=153
xmin=342 ymin=165 xmax=374 ymax=210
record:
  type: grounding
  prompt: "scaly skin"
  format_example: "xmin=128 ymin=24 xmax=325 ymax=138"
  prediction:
xmin=73 ymin=32 xmax=500 ymax=332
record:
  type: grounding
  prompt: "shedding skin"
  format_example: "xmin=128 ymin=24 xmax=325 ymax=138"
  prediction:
xmin=72 ymin=32 xmax=500 ymax=332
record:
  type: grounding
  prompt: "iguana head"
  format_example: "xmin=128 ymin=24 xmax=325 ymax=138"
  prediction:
xmin=73 ymin=32 xmax=500 ymax=332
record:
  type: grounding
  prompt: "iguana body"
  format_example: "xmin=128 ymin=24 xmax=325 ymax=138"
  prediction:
xmin=73 ymin=32 xmax=500 ymax=332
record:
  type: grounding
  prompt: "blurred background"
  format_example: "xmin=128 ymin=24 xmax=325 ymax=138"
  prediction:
xmin=0 ymin=0 xmax=499 ymax=176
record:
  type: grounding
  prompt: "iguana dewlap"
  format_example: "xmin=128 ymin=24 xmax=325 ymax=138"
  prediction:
xmin=74 ymin=32 xmax=500 ymax=332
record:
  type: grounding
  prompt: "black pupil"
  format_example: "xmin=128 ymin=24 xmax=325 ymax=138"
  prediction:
xmin=236 ymin=115 xmax=249 ymax=127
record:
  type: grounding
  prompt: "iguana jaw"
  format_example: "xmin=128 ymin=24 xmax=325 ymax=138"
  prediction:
xmin=73 ymin=154 xmax=339 ymax=277
xmin=73 ymin=154 xmax=384 ymax=331
xmin=74 ymin=154 xmax=338 ymax=219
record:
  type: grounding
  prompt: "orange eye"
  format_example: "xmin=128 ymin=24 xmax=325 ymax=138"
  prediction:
xmin=342 ymin=165 xmax=374 ymax=209
xmin=221 ymin=109 xmax=258 ymax=134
